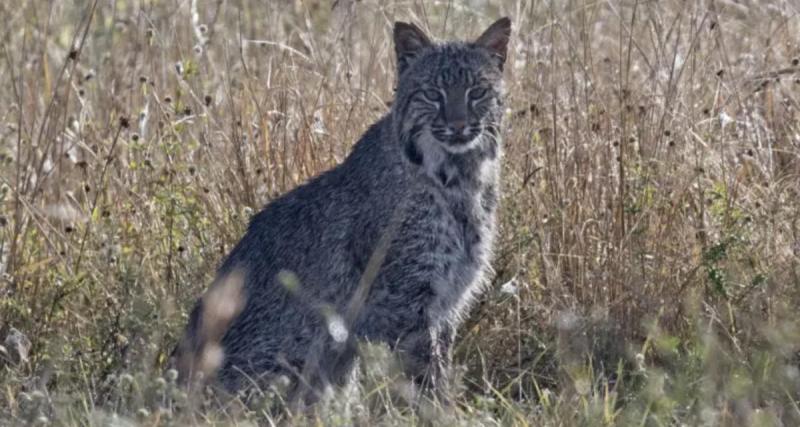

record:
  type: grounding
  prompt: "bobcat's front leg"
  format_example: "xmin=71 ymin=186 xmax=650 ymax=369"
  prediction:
xmin=434 ymin=323 xmax=456 ymax=403
xmin=356 ymin=188 xmax=466 ymax=402
xmin=395 ymin=322 xmax=454 ymax=404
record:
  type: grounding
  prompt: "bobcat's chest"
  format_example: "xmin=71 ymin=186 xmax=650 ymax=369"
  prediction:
xmin=426 ymin=154 xmax=500 ymax=324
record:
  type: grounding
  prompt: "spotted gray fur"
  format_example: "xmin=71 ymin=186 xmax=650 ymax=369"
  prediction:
xmin=173 ymin=17 xmax=511 ymax=402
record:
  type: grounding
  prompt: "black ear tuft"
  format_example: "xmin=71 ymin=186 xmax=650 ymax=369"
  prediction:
xmin=394 ymin=22 xmax=433 ymax=76
xmin=475 ymin=17 xmax=512 ymax=70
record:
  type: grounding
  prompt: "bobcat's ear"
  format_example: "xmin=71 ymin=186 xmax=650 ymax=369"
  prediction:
xmin=475 ymin=17 xmax=512 ymax=70
xmin=394 ymin=22 xmax=432 ymax=76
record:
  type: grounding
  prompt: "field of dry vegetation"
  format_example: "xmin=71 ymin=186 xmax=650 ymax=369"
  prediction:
xmin=1 ymin=0 xmax=799 ymax=425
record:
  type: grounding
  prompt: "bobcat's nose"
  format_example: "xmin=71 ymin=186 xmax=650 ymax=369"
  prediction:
xmin=449 ymin=120 xmax=466 ymax=134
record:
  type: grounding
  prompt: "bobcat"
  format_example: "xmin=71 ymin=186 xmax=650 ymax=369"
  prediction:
xmin=173 ymin=17 xmax=511 ymax=402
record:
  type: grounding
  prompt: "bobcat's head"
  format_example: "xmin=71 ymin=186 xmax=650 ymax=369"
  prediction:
xmin=391 ymin=18 xmax=511 ymax=162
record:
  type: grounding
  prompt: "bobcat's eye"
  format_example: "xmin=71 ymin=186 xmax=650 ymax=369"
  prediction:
xmin=468 ymin=87 xmax=488 ymax=101
xmin=422 ymin=89 xmax=443 ymax=103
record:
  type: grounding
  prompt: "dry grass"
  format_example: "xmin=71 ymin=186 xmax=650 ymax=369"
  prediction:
xmin=1 ymin=0 xmax=799 ymax=425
